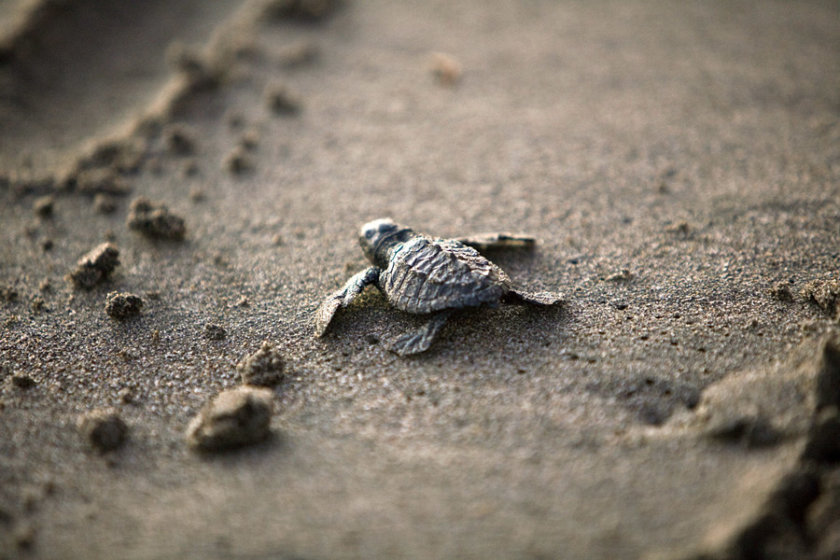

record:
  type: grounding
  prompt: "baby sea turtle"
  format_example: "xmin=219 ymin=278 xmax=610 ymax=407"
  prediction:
xmin=315 ymin=218 xmax=563 ymax=356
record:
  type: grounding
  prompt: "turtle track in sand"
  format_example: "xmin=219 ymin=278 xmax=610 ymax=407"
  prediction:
xmin=0 ymin=0 xmax=249 ymax=185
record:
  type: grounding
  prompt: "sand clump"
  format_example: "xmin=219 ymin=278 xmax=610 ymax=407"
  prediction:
xmin=32 ymin=195 xmax=54 ymax=218
xmin=185 ymin=387 xmax=274 ymax=452
xmin=223 ymin=146 xmax=255 ymax=175
xmin=126 ymin=197 xmax=186 ymax=240
xmin=605 ymin=268 xmax=634 ymax=283
xmin=13 ymin=523 xmax=36 ymax=550
xmin=203 ymin=323 xmax=227 ymax=340
xmin=238 ymin=128 xmax=260 ymax=151
xmin=77 ymin=409 xmax=128 ymax=452
xmin=93 ymin=193 xmax=118 ymax=214
xmin=264 ymin=83 xmax=302 ymax=116
xmin=67 ymin=243 xmax=120 ymax=289
xmin=801 ymin=279 xmax=840 ymax=317
xmin=429 ymin=52 xmax=462 ymax=87
xmin=665 ymin=220 xmax=692 ymax=237
xmin=163 ymin=124 xmax=197 ymax=156
xmin=237 ymin=341 xmax=286 ymax=387
xmin=105 ymin=292 xmax=144 ymax=320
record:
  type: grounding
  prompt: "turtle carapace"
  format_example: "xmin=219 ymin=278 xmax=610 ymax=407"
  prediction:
xmin=315 ymin=218 xmax=563 ymax=355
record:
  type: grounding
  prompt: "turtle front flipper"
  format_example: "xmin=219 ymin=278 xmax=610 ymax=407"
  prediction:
xmin=315 ymin=266 xmax=381 ymax=336
xmin=389 ymin=310 xmax=453 ymax=356
xmin=503 ymin=289 xmax=564 ymax=306
xmin=455 ymin=233 xmax=536 ymax=253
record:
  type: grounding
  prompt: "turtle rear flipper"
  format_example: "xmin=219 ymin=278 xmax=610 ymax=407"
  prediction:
xmin=389 ymin=310 xmax=453 ymax=356
xmin=503 ymin=289 xmax=564 ymax=307
xmin=315 ymin=266 xmax=381 ymax=336
xmin=455 ymin=233 xmax=536 ymax=252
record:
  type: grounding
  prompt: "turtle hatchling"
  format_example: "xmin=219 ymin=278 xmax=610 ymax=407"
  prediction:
xmin=315 ymin=218 xmax=563 ymax=356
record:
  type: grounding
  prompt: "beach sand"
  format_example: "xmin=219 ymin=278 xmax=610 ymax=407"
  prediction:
xmin=1 ymin=1 xmax=839 ymax=558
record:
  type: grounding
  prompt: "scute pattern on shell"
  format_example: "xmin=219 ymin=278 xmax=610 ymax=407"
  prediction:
xmin=380 ymin=237 xmax=511 ymax=314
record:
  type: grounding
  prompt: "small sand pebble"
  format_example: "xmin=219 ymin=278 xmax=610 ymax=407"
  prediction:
xmin=239 ymin=128 xmax=260 ymax=151
xmin=163 ymin=124 xmax=197 ymax=156
xmin=67 ymin=243 xmax=120 ymax=289
xmin=665 ymin=221 xmax=691 ymax=236
xmin=429 ymin=52 xmax=462 ymax=86
xmin=606 ymin=269 xmax=633 ymax=282
xmin=105 ymin=292 xmax=143 ymax=320
xmin=203 ymin=323 xmax=227 ymax=340
xmin=93 ymin=193 xmax=118 ymax=214
xmin=126 ymin=197 xmax=186 ymax=240
xmin=77 ymin=409 xmax=128 ymax=452
xmin=223 ymin=147 xmax=254 ymax=175
xmin=237 ymin=341 xmax=285 ymax=387
xmin=186 ymin=386 xmax=273 ymax=452
xmin=14 ymin=522 xmax=36 ymax=549
xmin=41 ymin=238 xmax=53 ymax=251
xmin=264 ymin=83 xmax=302 ymax=116
xmin=118 ymin=388 xmax=136 ymax=404
xmin=33 ymin=195 xmax=54 ymax=218
xmin=656 ymin=167 xmax=678 ymax=193
xmin=188 ymin=186 xmax=205 ymax=201
xmin=802 ymin=279 xmax=840 ymax=316
xmin=11 ymin=372 xmax=36 ymax=389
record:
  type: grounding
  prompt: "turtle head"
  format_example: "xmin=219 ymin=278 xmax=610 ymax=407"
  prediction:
xmin=360 ymin=218 xmax=413 ymax=267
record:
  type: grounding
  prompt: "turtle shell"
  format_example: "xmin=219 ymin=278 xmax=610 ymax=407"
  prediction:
xmin=379 ymin=237 xmax=512 ymax=314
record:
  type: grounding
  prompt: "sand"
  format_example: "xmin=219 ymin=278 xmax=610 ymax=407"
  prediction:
xmin=1 ymin=1 xmax=839 ymax=558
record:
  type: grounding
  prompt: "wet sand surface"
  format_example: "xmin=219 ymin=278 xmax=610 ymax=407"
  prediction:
xmin=1 ymin=1 xmax=840 ymax=558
